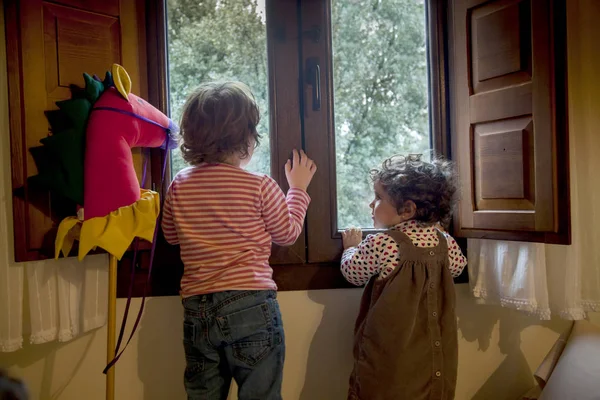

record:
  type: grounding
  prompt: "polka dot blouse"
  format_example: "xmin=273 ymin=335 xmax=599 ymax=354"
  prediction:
xmin=341 ymin=220 xmax=467 ymax=286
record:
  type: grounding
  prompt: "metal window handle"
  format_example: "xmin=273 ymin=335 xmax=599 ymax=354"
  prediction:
xmin=306 ymin=57 xmax=321 ymax=111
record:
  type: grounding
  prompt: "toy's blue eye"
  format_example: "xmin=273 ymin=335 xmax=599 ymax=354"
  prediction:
xmin=137 ymin=98 xmax=145 ymax=105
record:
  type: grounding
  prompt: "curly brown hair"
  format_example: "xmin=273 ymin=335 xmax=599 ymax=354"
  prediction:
xmin=179 ymin=81 xmax=261 ymax=165
xmin=371 ymin=154 xmax=458 ymax=226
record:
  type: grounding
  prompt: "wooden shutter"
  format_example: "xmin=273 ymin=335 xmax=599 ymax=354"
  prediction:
xmin=6 ymin=0 xmax=148 ymax=261
xmin=448 ymin=0 xmax=570 ymax=244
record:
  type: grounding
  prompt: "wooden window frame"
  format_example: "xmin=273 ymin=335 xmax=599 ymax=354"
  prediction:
xmin=118 ymin=0 xmax=460 ymax=297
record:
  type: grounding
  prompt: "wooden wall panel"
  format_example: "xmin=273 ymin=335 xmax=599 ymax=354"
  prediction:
xmin=449 ymin=0 xmax=570 ymax=243
xmin=46 ymin=0 xmax=119 ymax=17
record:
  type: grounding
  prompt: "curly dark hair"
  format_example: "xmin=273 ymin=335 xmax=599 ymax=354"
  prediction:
xmin=371 ymin=154 xmax=458 ymax=227
xmin=179 ymin=81 xmax=261 ymax=165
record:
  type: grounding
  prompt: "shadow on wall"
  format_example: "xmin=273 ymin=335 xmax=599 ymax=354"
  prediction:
xmin=299 ymin=289 xmax=362 ymax=400
xmin=0 ymin=330 xmax=97 ymax=400
xmin=455 ymin=286 xmax=570 ymax=400
xmin=136 ymin=297 xmax=186 ymax=400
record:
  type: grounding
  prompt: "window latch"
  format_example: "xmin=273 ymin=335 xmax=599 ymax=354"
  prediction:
xmin=305 ymin=57 xmax=321 ymax=111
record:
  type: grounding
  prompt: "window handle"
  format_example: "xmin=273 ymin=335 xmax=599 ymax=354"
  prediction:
xmin=306 ymin=57 xmax=321 ymax=111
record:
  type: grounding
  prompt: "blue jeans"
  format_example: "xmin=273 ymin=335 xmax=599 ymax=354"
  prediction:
xmin=182 ymin=290 xmax=285 ymax=400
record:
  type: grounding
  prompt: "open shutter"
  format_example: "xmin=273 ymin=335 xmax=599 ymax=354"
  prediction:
xmin=6 ymin=0 xmax=148 ymax=261
xmin=448 ymin=0 xmax=570 ymax=244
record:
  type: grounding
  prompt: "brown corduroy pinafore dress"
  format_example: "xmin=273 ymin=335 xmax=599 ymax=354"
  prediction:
xmin=348 ymin=229 xmax=458 ymax=400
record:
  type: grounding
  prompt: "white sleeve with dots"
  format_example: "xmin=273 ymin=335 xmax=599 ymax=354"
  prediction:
xmin=443 ymin=233 xmax=467 ymax=278
xmin=340 ymin=233 xmax=400 ymax=286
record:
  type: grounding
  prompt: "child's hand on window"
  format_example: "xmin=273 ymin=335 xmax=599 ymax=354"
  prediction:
xmin=342 ymin=227 xmax=362 ymax=249
xmin=285 ymin=149 xmax=317 ymax=192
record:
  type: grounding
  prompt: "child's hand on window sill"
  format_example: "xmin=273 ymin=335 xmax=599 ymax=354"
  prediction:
xmin=342 ymin=227 xmax=362 ymax=250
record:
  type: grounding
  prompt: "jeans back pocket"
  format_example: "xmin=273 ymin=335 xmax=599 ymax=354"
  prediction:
xmin=217 ymin=303 xmax=273 ymax=366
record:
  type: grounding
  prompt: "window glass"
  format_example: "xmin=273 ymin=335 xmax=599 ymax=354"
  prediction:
xmin=332 ymin=0 xmax=431 ymax=228
xmin=167 ymin=0 xmax=271 ymax=177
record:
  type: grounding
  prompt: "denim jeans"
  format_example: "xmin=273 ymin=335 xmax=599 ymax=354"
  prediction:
xmin=182 ymin=290 xmax=285 ymax=400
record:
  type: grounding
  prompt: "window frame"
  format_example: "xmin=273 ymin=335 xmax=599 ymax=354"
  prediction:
xmin=124 ymin=0 xmax=457 ymax=297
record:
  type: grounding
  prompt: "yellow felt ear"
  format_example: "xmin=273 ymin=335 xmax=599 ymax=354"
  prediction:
xmin=111 ymin=64 xmax=131 ymax=100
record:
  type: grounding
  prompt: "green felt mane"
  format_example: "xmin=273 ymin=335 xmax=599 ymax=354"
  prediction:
xmin=29 ymin=72 xmax=113 ymax=206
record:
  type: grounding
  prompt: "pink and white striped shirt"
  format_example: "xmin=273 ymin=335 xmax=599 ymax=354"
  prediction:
xmin=161 ymin=163 xmax=310 ymax=298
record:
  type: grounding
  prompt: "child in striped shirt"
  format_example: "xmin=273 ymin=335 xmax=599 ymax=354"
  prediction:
xmin=162 ymin=82 xmax=316 ymax=400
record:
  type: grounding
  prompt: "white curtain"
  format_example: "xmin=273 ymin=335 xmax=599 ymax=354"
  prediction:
xmin=467 ymin=238 xmax=600 ymax=320
xmin=24 ymin=256 xmax=108 ymax=345
xmin=467 ymin=4 xmax=600 ymax=320
xmin=0 ymin=247 xmax=108 ymax=352
xmin=468 ymin=240 xmax=552 ymax=319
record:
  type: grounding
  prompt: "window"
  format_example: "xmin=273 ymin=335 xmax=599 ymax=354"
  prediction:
xmin=166 ymin=0 xmax=432 ymax=229
xmin=301 ymin=0 xmax=444 ymax=263
xmin=161 ymin=0 xmax=439 ymax=268
xmin=141 ymin=0 xmax=450 ymax=291
xmin=331 ymin=0 xmax=431 ymax=229
xmin=167 ymin=0 xmax=271 ymax=177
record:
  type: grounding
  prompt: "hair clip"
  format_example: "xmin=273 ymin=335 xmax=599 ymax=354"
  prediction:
xmin=406 ymin=154 xmax=422 ymax=163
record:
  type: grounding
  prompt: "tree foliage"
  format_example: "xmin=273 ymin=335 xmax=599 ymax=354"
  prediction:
xmin=167 ymin=0 xmax=429 ymax=228
xmin=168 ymin=0 xmax=270 ymax=175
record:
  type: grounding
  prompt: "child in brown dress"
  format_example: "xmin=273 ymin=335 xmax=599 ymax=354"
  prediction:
xmin=341 ymin=155 xmax=467 ymax=400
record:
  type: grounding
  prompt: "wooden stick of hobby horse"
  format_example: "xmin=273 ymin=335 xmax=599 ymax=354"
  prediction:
xmin=106 ymin=254 xmax=117 ymax=400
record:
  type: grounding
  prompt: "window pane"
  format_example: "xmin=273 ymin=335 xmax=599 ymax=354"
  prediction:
xmin=167 ymin=0 xmax=271 ymax=178
xmin=333 ymin=0 xmax=431 ymax=229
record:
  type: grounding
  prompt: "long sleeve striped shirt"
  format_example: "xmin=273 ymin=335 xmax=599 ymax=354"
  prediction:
xmin=162 ymin=163 xmax=310 ymax=297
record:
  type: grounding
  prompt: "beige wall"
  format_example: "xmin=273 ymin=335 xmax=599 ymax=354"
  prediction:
xmin=3 ymin=289 xmax=595 ymax=400
xmin=2 ymin=0 xmax=600 ymax=399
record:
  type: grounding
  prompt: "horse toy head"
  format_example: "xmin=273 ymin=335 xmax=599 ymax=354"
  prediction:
xmin=30 ymin=64 xmax=179 ymax=260
xmin=84 ymin=65 xmax=178 ymax=220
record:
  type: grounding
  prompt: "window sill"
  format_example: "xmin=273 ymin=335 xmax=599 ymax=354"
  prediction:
xmin=117 ymin=246 xmax=469 ymax=298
